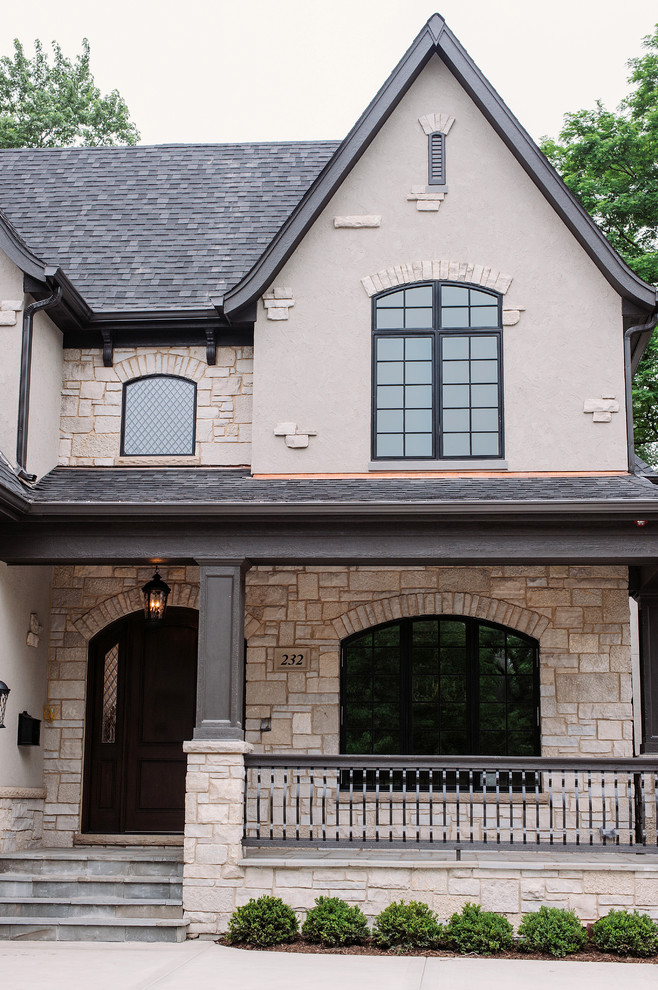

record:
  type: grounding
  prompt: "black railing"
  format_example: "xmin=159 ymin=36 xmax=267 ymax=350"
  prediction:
xmin=243 ymin=755 xmax=658 ymax=851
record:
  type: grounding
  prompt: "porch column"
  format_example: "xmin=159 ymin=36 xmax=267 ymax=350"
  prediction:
xmin=639 ymin=593 xmax=658 ymax=753
xmin=194 ymin=560 xmax=250 ymax=740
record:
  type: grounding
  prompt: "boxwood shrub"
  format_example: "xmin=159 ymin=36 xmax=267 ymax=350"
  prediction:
xmin=302 ymin=896 xmax=369 ymax=946
xmin=372 ymin=900 xmax=443 ymax=950
xmin=592 ymin=909 xmax=658 ymax=957
xmin=517 ymin=906 xmax=587 ymax=958
xmin=443 ymin=902 xmax=514 ymax=955
xmin=225 ymin=895 xmax=299 ymax=946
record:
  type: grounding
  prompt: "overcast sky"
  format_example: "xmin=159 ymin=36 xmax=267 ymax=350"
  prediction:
xmin=2 ymin=0 xmax=657 ymax=146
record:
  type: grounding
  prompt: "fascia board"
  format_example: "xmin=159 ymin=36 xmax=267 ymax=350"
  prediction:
xmin=0 ymin=210 xmax=48 ymax=283
xmin=223 ymin=22 xmax=439 ymax=317
xmin=436 ymin=26 xmax=657 ymax=311
xmin=25 ymin=499 xmax=658 ymax=519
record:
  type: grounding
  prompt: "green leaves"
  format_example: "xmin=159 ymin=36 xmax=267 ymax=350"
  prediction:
xmin=541 ymin=26 xmax=658 ymax=461
xmin=0 ymin=38 xmax=140 ymax=148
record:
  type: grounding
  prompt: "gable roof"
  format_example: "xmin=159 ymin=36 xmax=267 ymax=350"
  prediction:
xmin=0 ymin=15 xmax=654 ymax=321
xmin=0 ymin=142 xmax=338 ymax=313
xmin=223 ymin=13 xmax=657 ymax=318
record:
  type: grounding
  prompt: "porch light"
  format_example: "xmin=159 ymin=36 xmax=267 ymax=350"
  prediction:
xmin=142 ymin=569 xmax=171 ymax=623
xmin=0 ymin=680 xmax=9 ymax=728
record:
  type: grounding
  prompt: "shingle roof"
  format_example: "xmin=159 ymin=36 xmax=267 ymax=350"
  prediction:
xmin=29 ymin=468 xmax=658 ymax=509
xmin=0 ymin=142 xmax=338 ymax=312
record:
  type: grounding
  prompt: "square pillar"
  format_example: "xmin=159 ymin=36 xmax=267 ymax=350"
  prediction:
xmin=182 ymin=739 xmax=252 ymax=935
xmin=194 ymin=561 xmax=249 ymax=740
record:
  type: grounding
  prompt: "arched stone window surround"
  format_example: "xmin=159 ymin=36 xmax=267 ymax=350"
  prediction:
xmin=245 ymin=591 xmax=550 ymax=645
xmin=112 ymin=352 xmax=207 ymax=384
xmin=360 ymin=261 xmax=524 ymax=326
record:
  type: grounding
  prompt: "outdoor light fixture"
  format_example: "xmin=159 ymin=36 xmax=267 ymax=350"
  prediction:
xmin=0 ymin=680 xmax=10 ymax=728
xmin=142 ymin=568 xmax=171 ymax=623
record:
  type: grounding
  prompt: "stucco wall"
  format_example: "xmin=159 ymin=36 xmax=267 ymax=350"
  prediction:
xmin=0 ymin=250 xmax=63 ymax=478
xmin=0 ymin=562 xmax=51 ymax=788
xmin=251 ymin=55 xmax=626 ymax=474
xmin=58 ymin=345 xmax=253 ymax=466
xmin=0 ymin=252 xmax=25 ymax=466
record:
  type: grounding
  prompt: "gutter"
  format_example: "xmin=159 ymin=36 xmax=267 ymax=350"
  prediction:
xmin=15 ymin=285 xmax=62 ymax=480
xmin=24 ymin=497 xmax=658 ymax=519
xmin=625 ymin=308 xmax=658 ymax=474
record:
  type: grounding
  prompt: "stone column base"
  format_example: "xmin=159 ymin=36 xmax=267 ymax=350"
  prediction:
xmin=182 ymin=739 xmax=253 ymax=935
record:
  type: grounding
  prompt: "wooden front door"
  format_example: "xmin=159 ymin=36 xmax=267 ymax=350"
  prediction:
xmin=83 ymin=608 xmax=198 ymax=834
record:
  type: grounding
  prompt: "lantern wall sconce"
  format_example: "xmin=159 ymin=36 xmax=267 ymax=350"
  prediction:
xmin=0 ymin=680 xmax=10 ymax=728
xmin=142 ymin=568 xmax=171 ymax=623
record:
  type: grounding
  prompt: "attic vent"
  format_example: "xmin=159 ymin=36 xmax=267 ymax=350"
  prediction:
xmin=428 ymin=132 xmax=445 ymax=185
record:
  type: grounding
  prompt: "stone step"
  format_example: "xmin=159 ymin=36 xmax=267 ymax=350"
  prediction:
xmin=0 ymin=897 xmax=182 ymax=919
xmin=0 ymin=916 xmax=188 ymax=942
xmin=0 ymin=873 xmax=181 ymax=900
xmin=0 ymin=848 xmax=183 ymax=879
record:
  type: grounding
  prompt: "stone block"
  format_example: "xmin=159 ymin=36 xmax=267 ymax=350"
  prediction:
xmin=480 ymin=879 xmax=520 ymax=914
xmin=555 ymin=673 xmax=619 ymax=703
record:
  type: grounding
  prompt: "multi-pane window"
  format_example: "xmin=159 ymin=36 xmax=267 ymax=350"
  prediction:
xmin=121 ymin=375 xmax=196 ymax=456
xmin=341 ymin=617 xmax=539 ymax=758
xmin=372 ymin=282 xmax=503 ymax=459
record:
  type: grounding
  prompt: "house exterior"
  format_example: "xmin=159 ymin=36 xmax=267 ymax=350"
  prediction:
xmin=1 ymin=13 xmax=658 ymax=936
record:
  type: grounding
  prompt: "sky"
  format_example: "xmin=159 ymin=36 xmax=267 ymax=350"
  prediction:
xmin=2 ymin=0 xmax=658 ymax=146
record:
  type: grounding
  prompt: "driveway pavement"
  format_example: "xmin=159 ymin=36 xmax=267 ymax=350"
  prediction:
xmin=1 ymin=941 xmax=655 ymax=990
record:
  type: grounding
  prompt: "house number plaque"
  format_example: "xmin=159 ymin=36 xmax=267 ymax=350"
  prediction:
xmin=273 ymin=648 xmax=309 ymax=671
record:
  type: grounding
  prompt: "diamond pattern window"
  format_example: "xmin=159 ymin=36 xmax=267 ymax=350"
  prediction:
xmin=373 ymin=282 xmax=503 ymax=460
xmin=121 ymin=375 xmax=196 ymax=456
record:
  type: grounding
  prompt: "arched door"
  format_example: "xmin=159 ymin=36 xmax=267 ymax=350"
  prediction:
xmin=83 ymin=607 xmax=198 ymax=834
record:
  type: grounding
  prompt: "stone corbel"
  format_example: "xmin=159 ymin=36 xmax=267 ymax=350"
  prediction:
xmin=263 ymin=288 xmax=295 ymax=321
xmin=274 ymin=422 xmax=317 ymax=449
xmin=101 ymin=328 xmax=114 ymax=368
xmin=584 ymin=394 xmax=620 ymax=423
xmin=407 ymin=186 xmax=446 ymax=212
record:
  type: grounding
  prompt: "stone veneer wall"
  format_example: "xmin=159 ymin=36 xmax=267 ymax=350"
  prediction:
xmin=44 ymin=565 xmax=199 ymax=845
xmin=45 ymin=563 xmax=631 ymax=846
xmin=59 ymin=346 xmax=252 ymax=466
xmin=244 ymin=565 xmax=633 ymax=758
xmin=0 ymin=787 xmax=46 ymax=852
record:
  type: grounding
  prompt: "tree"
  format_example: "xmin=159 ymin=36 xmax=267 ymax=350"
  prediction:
xmin=541 ymin=26 xmax=658 ymax=462
xmin=0 ymin=38 xmax=140 ymax=148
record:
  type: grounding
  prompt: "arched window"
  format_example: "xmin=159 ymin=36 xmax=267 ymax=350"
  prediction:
xmin=372 ymin=281 xmax=503 ymax=460
xmin=341 ymin=616 xmax=539 ymax=757
xmin=121 ymin=375 xmax=196 ymax=456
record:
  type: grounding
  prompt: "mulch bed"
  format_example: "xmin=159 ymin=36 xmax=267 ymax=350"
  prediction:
xmin=216 ymin=937 xmax=658 ymax=963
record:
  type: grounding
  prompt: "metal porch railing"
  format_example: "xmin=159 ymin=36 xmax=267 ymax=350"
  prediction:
xmin=243 ymin=755 xmax=658 ymax=851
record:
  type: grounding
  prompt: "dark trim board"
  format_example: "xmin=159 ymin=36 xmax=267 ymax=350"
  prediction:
xmin=0 ymin=514 xmax=657 ymax=565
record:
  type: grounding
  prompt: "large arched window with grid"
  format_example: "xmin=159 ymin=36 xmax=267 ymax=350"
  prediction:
xmin=341 ymin=616 xmax=539 ymax=757
xmin=121 ymin=375 xmax=196 ymax=456
xmin=372 ymin=281 xmax=504 ymax=460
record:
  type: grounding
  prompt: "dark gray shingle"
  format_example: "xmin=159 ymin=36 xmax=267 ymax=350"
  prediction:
xmin=0 ymin=143 xmax=339 ymax=312
xmin=31 ymin=468 xmax=658 ymax=507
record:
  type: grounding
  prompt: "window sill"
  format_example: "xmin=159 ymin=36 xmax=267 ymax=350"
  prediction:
xmin=114 ymin=455 xmax=200 ymax=467
xmin=368 ymin=460 xmax=508 ymax=472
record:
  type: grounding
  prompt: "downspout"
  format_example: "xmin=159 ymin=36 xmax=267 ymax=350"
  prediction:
xmin=15 ymin=285 xmax=62 ymax=481
xmin=625 ymin=307 xmax=658 ymax=474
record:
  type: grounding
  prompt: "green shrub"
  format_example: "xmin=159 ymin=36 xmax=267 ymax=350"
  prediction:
xmin=517 ymin=906 xmax=587 ymax=958
xmin=372 ymin=900 xmax=443 ymax=950
xmin=443 ymin=902 xmax=514 ymax=955
xmin=225 ymin=895 xmax=299 ymax=946
xmin=592 ymin=909 xmax=658 ymax=957
xmin=302 ymin=896 xmax=369 ymax=946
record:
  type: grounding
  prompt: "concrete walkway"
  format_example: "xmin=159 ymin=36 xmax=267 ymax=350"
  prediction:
xmin=1 ymin=941 xmax=655 ymax=990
